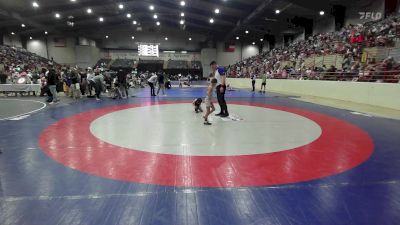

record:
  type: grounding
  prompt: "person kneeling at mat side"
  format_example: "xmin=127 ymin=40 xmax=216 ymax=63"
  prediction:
xmin=192 ymin=98 xmax=203 ymax=113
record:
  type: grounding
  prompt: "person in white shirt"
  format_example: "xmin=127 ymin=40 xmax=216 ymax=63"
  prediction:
xmin=147 ymin=73 xmax=158 ymax=96
xmin=210 ymin=61 xmax=229 ymax=117
xmin=178 ymin=74 xmax=183 ymax=88
xmin=86 ymin=67 xmax=95 ymax=97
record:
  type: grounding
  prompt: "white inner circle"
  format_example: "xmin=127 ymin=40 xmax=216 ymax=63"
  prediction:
xmin=90 ymin=104 xmax=322 ymax=156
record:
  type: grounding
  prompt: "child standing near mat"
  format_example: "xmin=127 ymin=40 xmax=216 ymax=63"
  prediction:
xmin=260 ymin=71 xmax=267 ymax=93
xmin=203 ymin=78 xmax=217 ymax=125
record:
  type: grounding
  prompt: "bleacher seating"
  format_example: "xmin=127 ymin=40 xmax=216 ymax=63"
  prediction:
xmin=190 ymin=61 xmax=202 ymax=69
xmin=137 ymin=60 xmax=164 ymax=72
xmin=167 ymin=60 xmax=189 ymax=69
xmin=110 ymin=59 xmax=134 ymax=69
xmin=0 ymin=45 xmax=56 ymax=71
xmin=228 ymin=14 xmax=400 ymax=83
xmin=94 ymin=58 xmax=112 ymax=68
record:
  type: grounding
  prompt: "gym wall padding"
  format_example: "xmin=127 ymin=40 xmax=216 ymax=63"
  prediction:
xmin=227 ymin=78 xmax=400 ymax=110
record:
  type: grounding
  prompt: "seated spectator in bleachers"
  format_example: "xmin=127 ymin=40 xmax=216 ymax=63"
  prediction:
xmin=228 ymin=14 xmax=400 ymax=83
xmin=0 ymin=68 xmax=8 ymax=84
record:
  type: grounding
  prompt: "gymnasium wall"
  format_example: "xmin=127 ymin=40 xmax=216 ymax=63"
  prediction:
xmin=241 ymin=44 xmax=260 ymax=60
xmin=293 ymin=31 xmax=306 ymax=42
xmin=262 ymin=41 xmax=270 ymax=52
xmin=101 ymin=49 xmax=200 ymax=61
xmin=28 ymin=36 xmax=101 ymax=67
xmin=76 ymin=45 xmax=101 ymax=68
xmin=46 ymin=37 xmax=78 ymax=66
xmin=216 ymin=41 xmax=242 ymax=68
xmin=215 ymin=42 xmax=260 ymax=67
xmin=345 ymin=0 xmax=385 ymax=26
xmin=99 ymin=29 xmax=205 ymax=51
xmin=227 ymin=78 xmax=400 ymax=110
xmin=313 ymin=16 xmax=336 ymax=35
xmin=27 ymin=38 xmax=48 ymax=59
xmin=201 ymin=48 xmax=217 ymax=78
xmin=3 ymin=34 xmax=23 ymax=48
xmin=275 ymin=34 xmax=285 ymax=48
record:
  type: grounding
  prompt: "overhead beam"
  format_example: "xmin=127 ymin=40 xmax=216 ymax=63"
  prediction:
xmin=224 ymin=0 xmax=274 ymax=41
xmin=0 ymin=8 xmax=46 ymax=29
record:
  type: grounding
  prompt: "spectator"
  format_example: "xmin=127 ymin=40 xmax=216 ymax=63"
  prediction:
xmin=147 ymin=73 xmax=158 ymax=96
xmin=70 ymin=70 xmax=81 ymax=100
xmin=157 ymin=72 xmax=166 ymax=96
xmin=47 ymin=66 xmax=59 ymax=104
xmin=116 ymin=67 xmax=128 ymax=99
xmin=93 ymin=73 xmax=105 ymax=101
xmin=251 ymin=73 xmax=256 ymax=92
xmin=0 ymin=68 xmax=8 ymax=84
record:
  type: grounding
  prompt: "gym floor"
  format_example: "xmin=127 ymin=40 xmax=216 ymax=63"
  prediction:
xmin=0 ymin=85 xmax=399 ymax=225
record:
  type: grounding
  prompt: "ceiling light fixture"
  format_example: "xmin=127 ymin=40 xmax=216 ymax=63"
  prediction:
xmin=70 ymin=0 xmax=76 ymax=2
xmin=11 ymin=32 xmax=15 ymax=35
xmin=156 ymin=21 xmax=160 ymax=26
xmin=29 ymin=37 xmax=33 ymax=40
xmin=214 ymin=9 xmax=220 ymax=14
xmin=236 ymin=36 xmax=239 ymax=40
xmin=180 ymin=1 xmax=186 ymax=6
xmin=189 ymin=37 xmax=192 ymax=41
xmin=32 ymin=2 xmax=39 ymax=8
xmin=44 ymin=31 xmax=48 ymax=35
xmin=105 ymin=35 xmax=109 ymax=39
xmin=209 ymin=18 xmax=214 ymax=23
xmin=275 ymin=9 xmax=280 ymax=14
xmin=260 ymin=38 xmax=264 ymax=41
xmin=165 ymin=37 xmax=168 ymax=40
xmin=319 ymin=11 xmax=325 ymax=16
xmin=181 ymin=12 xmax=185 ymax=17
xmin=55 ymin=13 xmax=61 ymax=18
xmin=153 ymin=14 xmax=158 ymax=19
xmin=21 ymin=24 xmax=26 ymax=28
xmin=118 ymin=4 xmax=124 ymax=9
xmin=99 ymin=17 xmax=104 ymax=22
xmin=131 ymin=36 xmax=135 ymax=39
xmin=180 ymin=20 xmax=184 ymax=25
xmin=127 ymin=13 xmax=131 ymax=18
xmin=252 ymin=42 xmax=256 ymax=45
xmin=87 ymin=8 xmax=92 ymax=14
xmin=133 ymin=20 xmax=137 ymax=25
xmin=245 ymin=30 xmax=249 ymax=34
xmin=149 ymin=5 xmax=154 ymax=10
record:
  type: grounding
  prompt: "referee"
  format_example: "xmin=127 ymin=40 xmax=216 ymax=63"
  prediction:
xmin=210 ymin=61 xmax=229 ymax=117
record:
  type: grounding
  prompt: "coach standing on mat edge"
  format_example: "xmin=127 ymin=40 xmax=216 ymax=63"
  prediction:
xmin=210 ymin=61 xmax=229 ymax=117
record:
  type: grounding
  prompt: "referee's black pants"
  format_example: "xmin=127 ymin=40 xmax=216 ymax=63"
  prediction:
xmin=216 ymin=85 xmax=228 ymax=115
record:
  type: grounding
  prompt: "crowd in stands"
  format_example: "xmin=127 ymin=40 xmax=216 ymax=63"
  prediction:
xmin=94 ymin=58 xmax=111 ymax=69
xmin=229 ymin=14 xmax=400 ymax=83
xmin=0 ymin=46 xmax=204 ymax=102
xmin=0 ymin=45 xmax=61 ymax=85
xmin=93 ymin=58 xmax=203 ymax=71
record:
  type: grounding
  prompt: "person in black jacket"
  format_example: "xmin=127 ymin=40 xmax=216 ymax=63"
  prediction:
xmin=70 ymin=70 xmax=81 ymax=100
xmin=157 ymin=72 xmax=165 ymax=96
xmin=116 ymin=68 xmax=128 ymax=98
xmin=47 ymin=66 xmax=59 ymax=104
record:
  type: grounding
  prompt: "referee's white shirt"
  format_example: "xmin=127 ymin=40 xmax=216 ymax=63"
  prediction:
xmin=214 ymin=69 xmax=223 ymax=85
